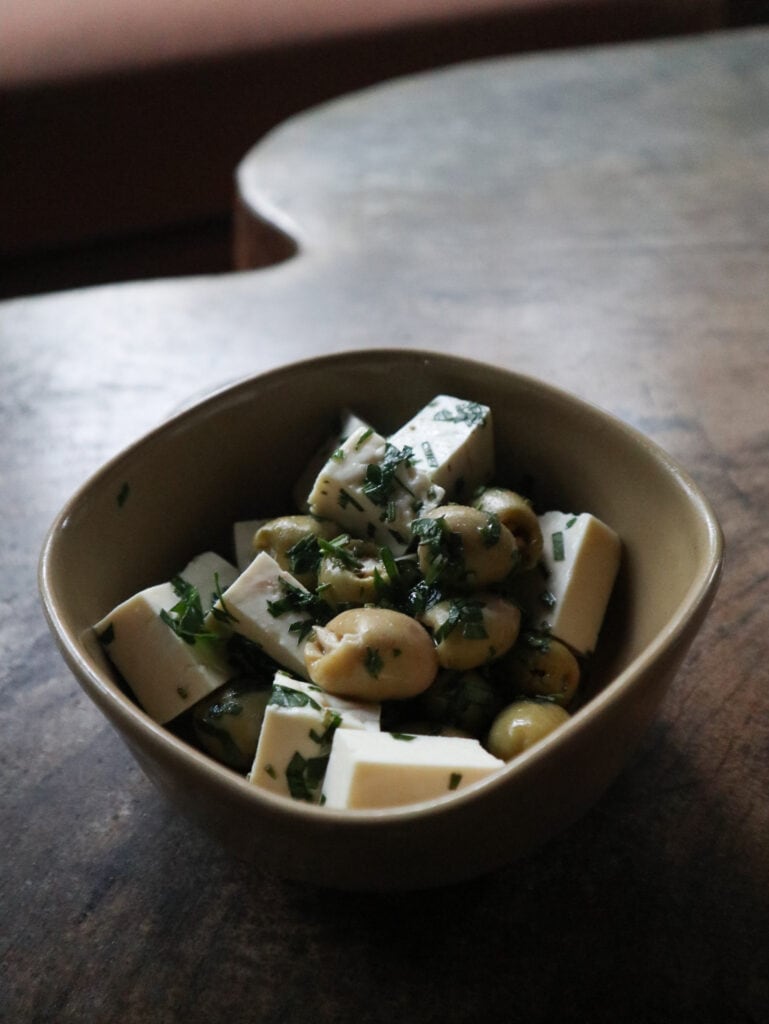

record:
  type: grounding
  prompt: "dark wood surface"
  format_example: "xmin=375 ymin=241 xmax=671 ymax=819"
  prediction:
xmin=2 ymin=28 xmax=768 ymax=1023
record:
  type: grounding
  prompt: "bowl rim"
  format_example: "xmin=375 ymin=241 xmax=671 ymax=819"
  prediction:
xmin=38 ymin=347 xmax=724 ymax=824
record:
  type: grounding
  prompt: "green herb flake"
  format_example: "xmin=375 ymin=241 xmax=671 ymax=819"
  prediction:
xmin=449 ymin=772 xmax=462 ymax=791
xmin=317 ymin=534 xmax=361 ymax=571
xmin=265 ymin=764 xmax=277 ymax=780
xmin=540 ymin=590 xmax=557 ymax=609
xmin=160 ymin=576 xmax=220 ymax=646
xmin=434 ymin=599 xmax=487 ymax=644
xmin=209 ymin=572 xmax=239 ymax=625
xmin=379 ymin=546 xmax=399 ymax=583
xmin=552 ymin=531 xmax=565 ymax=562
xmin=361 ymin=444 xmax=415 ymax=507
xmin=391 ymin=732 xmax=417 ymax=741
xmin=288 ymin=534 xmax=321 ymax=576
xmin=365 ymin=647 xmax=384 ymax=679
xmin=285 ymin=751 xmax=329 ymax=802
xmin=480 ymin=512 xmax=501 ymax=548
xmin=565 ymin=516 xmax=578 ymax=529
xmin=433 ymin=401 xmax=487 ymax=428
xmin=355 ymin=427 xmax=375 ymax=449
xmin=116 ymin=482 xmax=130 ymax=508
xmin=269 ymin=684 xmax=323 ymax=711
xmin=421 ymin=441 xmax=439 ymax=469
xmin=338 ymin=488 xmax=364 ymax=512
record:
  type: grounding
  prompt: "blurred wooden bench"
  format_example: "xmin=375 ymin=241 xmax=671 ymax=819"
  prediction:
xmin=2 ymin=0 xmax=726 ymax=289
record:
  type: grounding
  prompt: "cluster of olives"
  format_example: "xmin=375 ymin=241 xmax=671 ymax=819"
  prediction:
xmin=191 ymin=488 xmax=582 ymax=772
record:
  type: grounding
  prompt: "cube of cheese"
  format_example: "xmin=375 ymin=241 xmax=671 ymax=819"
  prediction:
xmin=249 ymin=673 xmax=380 ymax=801
xmin=293 ymin=409 xmax=370 ymax=511
xmin=321 ymin=731 xmax=504 ymax=809
xmin=206 ymin=551 xmax=313 ymax=679
xmin=515 ymin=511 xmax=621 ymax=655
xmin=94 ymin=581 xmax=231 ymax=724
xmin=388 ymin=395 xmax=494 ymax=502
xmin=178 ymin=551 xmax=240 ymax=607
xmin=308 ymin=425 xmax=444 ymax=554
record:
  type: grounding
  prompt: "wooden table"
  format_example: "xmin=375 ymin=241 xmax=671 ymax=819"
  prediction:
xmin=2 ymin=27 xmax=768 ymax=1022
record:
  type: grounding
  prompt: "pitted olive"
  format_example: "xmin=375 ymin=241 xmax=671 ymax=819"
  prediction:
xmin=304 ymin=607 xmax=438 ymax=701
xmin=192 ymin=678 xmax=271 ymax=771
xmin=473 ymin=488 xmax=543 ymax=571
xmin=504 ymin=632 xmax=580 ymax=706
xmin=420 ymin=594 xmax=521 ymax=670
xmin=486 ymin=698 xmax=570 ymax=761
xmin=415 ymin=504 xmax=517 ymax=589
xmin=252 ymin=515 xmax=339 ymax=589
xmin=317 ymin=538 xmax=385 ymax=609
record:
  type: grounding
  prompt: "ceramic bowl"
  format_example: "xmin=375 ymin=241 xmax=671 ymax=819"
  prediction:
xmin=39 ymin=349 xmax=722 ymax=890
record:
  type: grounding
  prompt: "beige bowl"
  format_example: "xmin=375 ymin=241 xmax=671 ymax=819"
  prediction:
xmin=39 ymin=350 xmax=722 ymax=890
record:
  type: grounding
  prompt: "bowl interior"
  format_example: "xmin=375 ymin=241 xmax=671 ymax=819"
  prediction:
xmin=39 ymin=349 xmax=722 ymax=885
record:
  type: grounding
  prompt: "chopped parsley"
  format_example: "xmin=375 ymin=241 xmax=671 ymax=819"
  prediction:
xmin=480 ymin=512 xmax=501 ymax=548
xmin=449 ymin=772 xmax=462 ymax=791
xmin=317 ymin=534 xmax=362 ymax=571
xmin=208 ymin=573 xmax=238 ymax=626
xmin=116 ymin=482 xmax=130 ymax=508
xmin=288 ymin=534 xmax=322 ymax=576
xmin=285 ymin=750 xmax=330 ymax=802
xmin=361 ymin=444 xmax=415 ymax=507
xmin=551 ymin=531 xmax=565 ymax=562
xmin=338 ymin=489 xmax=364 ymax=512
xmin=412 ymin=514 xmax=465 ymax=587
xmin=267 ymin=578 xmax=331 ymax=628
xmin=421 ymin=440 xmax=439 ymax=469
xmin=160 ymin=576 xmax=219 ymax=646
xmin=434 ymin=599 xmax=488 ymax=644
xmin=269 ymin=683 xmax=322 ymax=711
xmin=433 ymin=401 xmax=487 ymax=428
xmin=365 ymin=647 xmax=384 ymax=678
xmin=391 ymin=732 xmax=417 ymax=741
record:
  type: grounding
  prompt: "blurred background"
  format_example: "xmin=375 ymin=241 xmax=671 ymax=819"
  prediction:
xmin=2 ymin=0 xmax=767 ymax=300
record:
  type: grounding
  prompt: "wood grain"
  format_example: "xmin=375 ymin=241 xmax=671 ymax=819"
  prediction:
xmin=1 ymin=28 xmax=768 ymax=1023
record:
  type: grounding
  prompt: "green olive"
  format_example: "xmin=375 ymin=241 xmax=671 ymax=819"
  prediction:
xmin=304 ymin=607 xmax=438 ymax=701
xmin=504 ymin=632 xmax=580 ymax=706
xmin=473 ymin=488 xmax=543 ymax=571
xmin=251 ymin=515 xmax=339 ymax=589
xmin=417 ymin=504 xmax=517 ymax=589
xmin=317 ymin=538 xmax=384 ymax=609
xmin=420 ymin=594 xmax=521 ymax=670
xmin=486 ymin=699 xmax=570 ymax=761
xmin=192 ymin=679 xmax=271 ymax=771
xmin=417 ymin=670 xmax=499 ymax=737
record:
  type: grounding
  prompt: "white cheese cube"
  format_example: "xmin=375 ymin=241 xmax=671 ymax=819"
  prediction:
xmin=388 ymin=394 xmax=494 ymax=502
xmin=516 ymin=511 xmax=621 ymax=655
xmin=94 ymin=582 xmax=231 ymax=724
xmin=178 ymin=551 xmax=240 ymax=607
xmin=206 ymin=551 xmax=313 ymax=679
xmin=308 ymin=425 xmax=445 ymax=554
xmin=321 ymin=731 xmax=504 ymax=809
xmin=249 ymin=672 xmax=380 ymax=801
xmin=293 ymin=409 xmax=371 ymax=511
xmin=232 ymin=519 xmax=268 ymax=572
